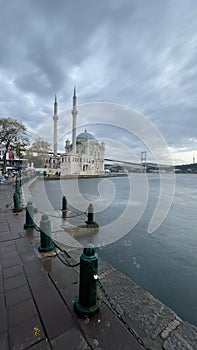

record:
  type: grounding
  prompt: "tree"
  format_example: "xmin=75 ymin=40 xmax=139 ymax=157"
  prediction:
xmin=25 ymin=138 xmax=51 ymax=168
xmin=0 ymin=117 xmax=29 ymax=173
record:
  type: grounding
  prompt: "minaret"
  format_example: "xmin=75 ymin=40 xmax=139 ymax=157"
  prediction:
xmin=71 ymin=86 xmax=78 ymax=153
xmin=53 ymin=95 xmax=58 ymax=156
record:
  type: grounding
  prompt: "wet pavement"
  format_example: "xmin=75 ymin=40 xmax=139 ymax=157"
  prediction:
xmin=0 ymin=180 xmax=144 ymax=350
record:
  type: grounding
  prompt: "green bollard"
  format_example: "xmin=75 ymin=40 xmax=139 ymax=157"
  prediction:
xmin=87 ymin=204 xmax=94 ymax=223
xmin=85 ymin=204 xmax=99 ymax=228
xmin=74 ymin=244 xmax=101 ymax=317
xmin=62 ymin=196 xmax=67 ymax=219
xmin=38 ymin=214 xmax=54 ymax=252
xmin=13 ymin=191 xmax=21 ymax=210
xmin=24 ymin=201 xmax=35 ymax=229
xmin=15 ymin=179 xmax=20 ymax=193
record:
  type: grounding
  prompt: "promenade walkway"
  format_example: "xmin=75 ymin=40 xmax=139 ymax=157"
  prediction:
xmin=0 ymin=180 xmax=143 ymax=350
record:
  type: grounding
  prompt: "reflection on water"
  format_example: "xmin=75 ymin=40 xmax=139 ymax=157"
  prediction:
xmin=31 ymin=174 xmax=197 ymax=326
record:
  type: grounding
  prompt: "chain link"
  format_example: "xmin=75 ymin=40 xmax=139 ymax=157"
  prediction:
xmin=54 ymin=245 xmax=80 ymax=267
xmin=34 ymin=224 xmax=40 ymax=232
xmin=97 ymin=278 xmax=144 ymax=347
xmin=6 ymin=202 xmax=13 ymax=208
xmin=37 ymin=209 xmax=86 ymax=219
xmin=55 ymin=250 xmax=80 ymax=267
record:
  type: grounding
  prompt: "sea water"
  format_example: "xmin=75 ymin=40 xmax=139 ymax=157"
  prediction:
xmin=30 ymin=174 xmax=197 ymax=326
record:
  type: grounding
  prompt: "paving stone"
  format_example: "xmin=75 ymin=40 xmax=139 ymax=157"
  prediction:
xmin=161 ymin=319 xmax=180 ymax=339
xmin=24 ymin=260 xmax=76 ymax=340
xmin=49 ymin=258 xmax=143 ymax=350
xmin=1 ymin=256 xmax=22 ymax=268
xmin=49 ymin=259 xmax=79 ymax=309
xmin=0 ymin=216 xmax=7 ymax=221
xmin=3 ymin=264 xmax=24 ymax=279
xmin=49 ymin=257 xmax=79 ymax=287
xmin=31 ymin=281 xmax=75 ymax=340
xmin=0 ymin=332 xmax=9 ymax=350
xmin=16 ymin=238 xmax=32 ymax=251
xmin=8 ymin=298 xmax=38 ymax=327
xmin=23 ymin=260 xmax=49 ymax=286
xmin=6 ymin=284 xmax=32 ymax=308
xmin=0 ymin=280 xmax=3 ymax=293
xmin=1 ymin=233 xmax=19 ymax=241
xmin=1 ymin=251 xmax=19 ymax=261
xmin=0 ymin=230 xmax=10 ymax=235
xmin=0 ymin=293 xmax=5 ymax=310
xmin=0 ymin=218 xmax=7 ymax=223
xmin=30 ymin=340 xmax=51 ymax=350
xmin=18 ymin=248 xmax=38 ymax=264
xmin=100 ymin=269 xmax=176 ymax=340
xmin=4 ymin=273 xmax=27 ymax=292
xmin=0 ymin=241 xmax=16 ymax=250
xmin=9 ymin=315 xmax=45 ymax=350
xmin=6 ymin=214 xmax=22 ymax=238
xmin=0 ymin=224 xmax=8 ymax=228
xmin=51 ymin=328 xmax=91 ymax=350
xmin=0 ymin=308 xmax=8 ymax=333
xmin=163 ymin=322 xmax=197 ymax=350
xmin=0 ymin=236 xmax=14 ymax=243
xmin=74 ymin=302 xmax=143 ymax=350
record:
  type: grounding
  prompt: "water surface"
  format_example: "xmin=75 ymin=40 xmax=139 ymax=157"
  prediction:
xmin=31 ymin=174 xmax=197 ymax=325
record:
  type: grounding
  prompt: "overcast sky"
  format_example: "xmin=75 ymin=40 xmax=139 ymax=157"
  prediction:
xmin=0 ymin=0 xmax=197 ymax=164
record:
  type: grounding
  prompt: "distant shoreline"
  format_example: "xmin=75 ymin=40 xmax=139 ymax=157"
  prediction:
xmin=43 ymin=173 xmax=128 ymax=180
xmin=40 ymin=172 xmax=197 ymax=181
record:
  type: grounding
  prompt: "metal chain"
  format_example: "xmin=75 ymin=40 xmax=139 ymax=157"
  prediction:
xmin=34 ymin=224 xmax=40 ymax=232
xmin=64 ymin=211 xmax=86 ymax=218
xmin=6 ymin=202 xmax=14 ymax=208
xmin=97 ymin=278 xmax=144 ymax=347
xmin=29 ymin=218 xmax=143 ymax=346
xmin=55 ymin=249 xmax=80 ymax=268
xmin=33 ymin=224 xmax=80 ymax=267
xmin=37 ymin=209 xmax=86 ymax=219
xmin=53 ymin=244 xmax=80 ymax=267
xmin=32 ymin=214 xmax=143 ymax=345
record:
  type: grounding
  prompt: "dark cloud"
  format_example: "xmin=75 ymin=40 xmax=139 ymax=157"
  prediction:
xmin=0 ymin=0 xmax=197 ymax=164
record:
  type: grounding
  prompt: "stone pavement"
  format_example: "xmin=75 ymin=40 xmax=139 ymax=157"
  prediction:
xmin=0 ymin=180 xmax=143 ymax=350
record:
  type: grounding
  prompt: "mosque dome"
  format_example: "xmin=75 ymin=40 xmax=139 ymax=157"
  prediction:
xmin=77 ymin=129 xmax=95 ymax=140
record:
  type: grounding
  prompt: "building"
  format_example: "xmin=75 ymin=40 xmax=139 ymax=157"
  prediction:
xmin=61 ymin=128 xmax=105 ymax=175
xmin=50 ymin=88 xmax=105 ymax=176
xmin=0 ymin=145 xmax=28 ymax=173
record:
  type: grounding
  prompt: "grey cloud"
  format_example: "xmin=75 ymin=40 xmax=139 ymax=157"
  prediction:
xmin=0 ymin=0 xmax=197 ymax=164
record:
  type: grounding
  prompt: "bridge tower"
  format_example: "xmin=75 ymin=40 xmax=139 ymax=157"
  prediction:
xmin=141 ymin=151 xmax=147 ymax=173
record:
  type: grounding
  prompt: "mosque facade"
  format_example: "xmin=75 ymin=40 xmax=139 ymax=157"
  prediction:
xmin=51 ymin=88 xmax=105 ymax=176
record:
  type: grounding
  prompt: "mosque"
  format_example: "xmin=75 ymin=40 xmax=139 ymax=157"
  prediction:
xmin=50 ymin=88 xmax=105 ymax=176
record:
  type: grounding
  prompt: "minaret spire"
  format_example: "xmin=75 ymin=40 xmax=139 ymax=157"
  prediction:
xmin=54 ymin=94 xmax=58 ymax=115
xmin=53 ymin=94 xmax=58 ymax=156
xmin=72 ymin=86 xmax=78 ymax=153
